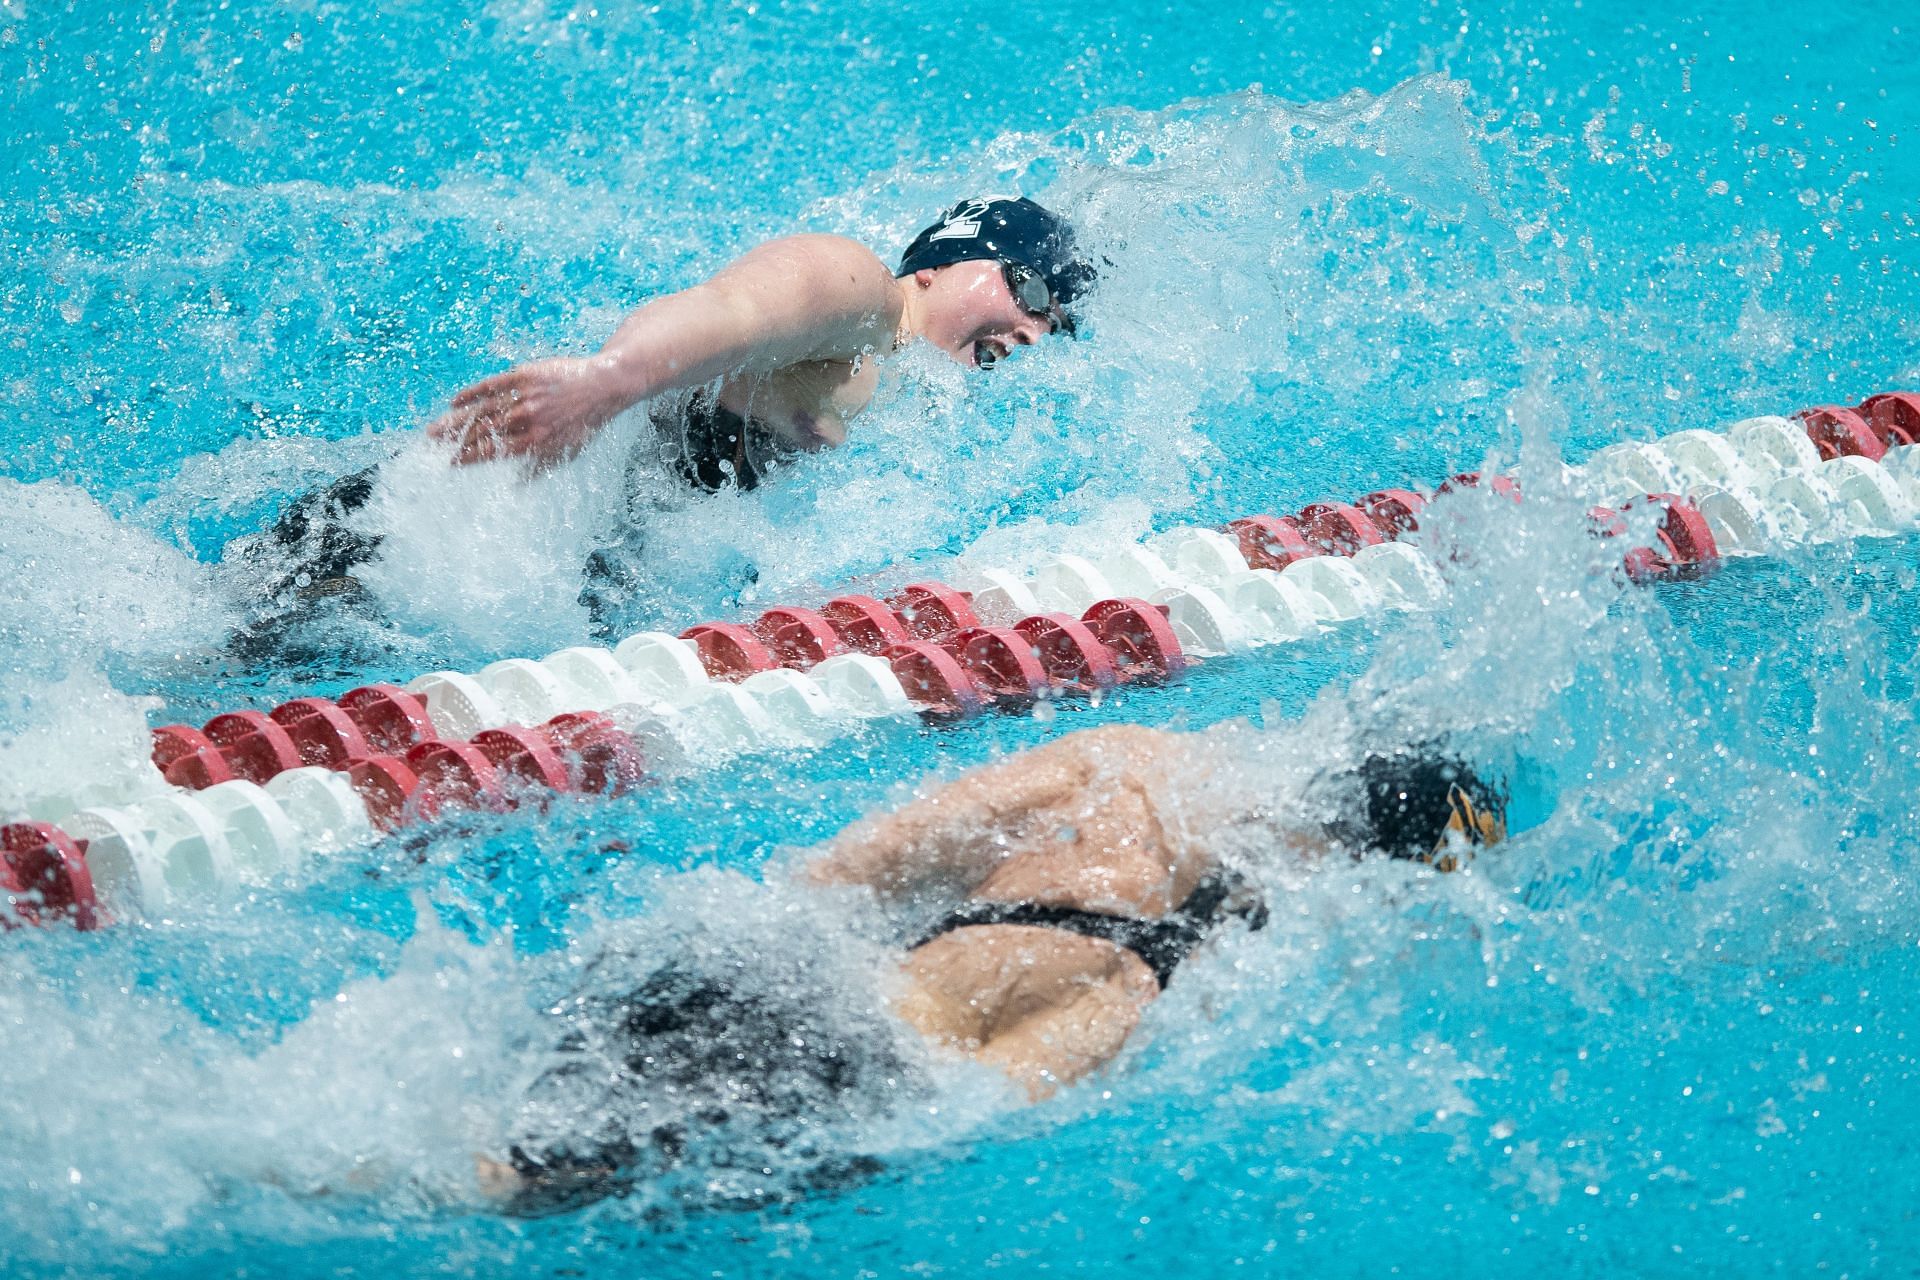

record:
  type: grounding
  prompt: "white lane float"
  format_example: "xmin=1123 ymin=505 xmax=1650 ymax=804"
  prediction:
xmin=66 ymin=791 xmax=236 ymax=915
xmin=1031 ymin=555 xmax=1113 ymax=616
xmin=264 ymin=766 xmax=373 ymax=854
xmin=1147 ymin=526 xmax=1252 ymax=587
xmin=1728 ymin=415 xmax=1824 ymax=478
xmin=1652 ymin=429 xmax=1759 ymax=492
xmin=1217 ymin=570 xmax=1323 ymax=644
xmin=612 ymin=632 xmax=713 ymax=704
xmin=1150 ymin=584 xmax=1250 ymax=656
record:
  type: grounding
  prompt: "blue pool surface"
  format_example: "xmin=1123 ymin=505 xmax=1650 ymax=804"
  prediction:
xmin=4 ymin=0 xmax=1919 ymax=1274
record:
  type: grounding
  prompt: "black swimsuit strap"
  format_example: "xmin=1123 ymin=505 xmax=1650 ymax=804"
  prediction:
xmin=913 ymin=870 xmax=1265 ymax=989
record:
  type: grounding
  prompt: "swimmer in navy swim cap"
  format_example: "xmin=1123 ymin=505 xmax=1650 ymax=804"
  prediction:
xmin=426 ymin=195 xmax=1097 ymax=471
xmin=230 ymin=198 xmax=1096 ymax=655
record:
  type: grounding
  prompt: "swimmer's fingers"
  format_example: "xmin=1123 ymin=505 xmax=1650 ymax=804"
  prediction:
xmin=458 ymin=424 xmax=502 ymax=465
xmin=433 ymin=359 xmax=609 ymax=467
xmin=430 ymin=367 xmax=533 ymax=454
xmin=427 ymin=404 xmax=508 ymax=465
xmin=428 ymin=394 xmax=533 ymax=466
xmin=446 ymin=372 xmax=508 ymax=411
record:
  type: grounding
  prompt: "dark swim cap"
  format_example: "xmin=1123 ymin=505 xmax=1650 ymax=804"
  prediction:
xmin=897 ymin=197 xmax=1097 ymax=321
xmin=1326 ymin=748 xmax=1510 ymax=870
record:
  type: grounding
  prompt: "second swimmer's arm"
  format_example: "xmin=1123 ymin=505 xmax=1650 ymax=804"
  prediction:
xmin=428 ymin=235 xmax=902 ymax=466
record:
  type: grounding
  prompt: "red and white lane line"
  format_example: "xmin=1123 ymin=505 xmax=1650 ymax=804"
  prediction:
xmin=6 ymin=391 xmax=1916 ymax=930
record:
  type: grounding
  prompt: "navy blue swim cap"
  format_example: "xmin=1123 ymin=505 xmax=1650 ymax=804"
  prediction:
xmin=897 ymin=197 xmax=1097 ymax=322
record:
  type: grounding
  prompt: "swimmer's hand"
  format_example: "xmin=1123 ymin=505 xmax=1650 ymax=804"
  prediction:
xmin=474 ymin=1154 xmax=527 ymax=1202
xmin=427 ymin=356 xmax=632 ymax=467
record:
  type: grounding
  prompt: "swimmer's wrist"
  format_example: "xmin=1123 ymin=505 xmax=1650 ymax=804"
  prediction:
xmin=588 ymin=350 xmax=659 ymax=410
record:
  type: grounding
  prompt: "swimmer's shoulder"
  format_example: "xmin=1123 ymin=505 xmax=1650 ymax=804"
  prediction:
xmin=717 ymin=233 xmax=899 ymax=298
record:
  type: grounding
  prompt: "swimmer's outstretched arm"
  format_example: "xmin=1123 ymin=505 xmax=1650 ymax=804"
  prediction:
xmin=428 ymin=235 xmax=904 ymax=467
xmin=802 ymin=724 xmax=1179 ymax=898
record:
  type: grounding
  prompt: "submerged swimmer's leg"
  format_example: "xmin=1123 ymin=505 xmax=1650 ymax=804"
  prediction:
xmin=484 ymin=963 xmax=912 ymax=1217
xmin=578 ymin=539 xmax=648 ymax=643
xmin=227 ymin=463 xmax=390 ymax=661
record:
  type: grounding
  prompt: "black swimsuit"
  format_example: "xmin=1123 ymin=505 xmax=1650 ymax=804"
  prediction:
xmin=912 ymin=870 xmax=1267 ymax=989
xmin=663 ymin=392 xmax=798 ymax=493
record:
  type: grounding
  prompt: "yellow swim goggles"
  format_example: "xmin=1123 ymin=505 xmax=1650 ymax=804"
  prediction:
xmin=1424 ymin=783 xmax=1508 ymax=873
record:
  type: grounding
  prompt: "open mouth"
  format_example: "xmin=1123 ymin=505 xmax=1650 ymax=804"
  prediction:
xmin=973 ymin=340 xmax=1007 ymax=369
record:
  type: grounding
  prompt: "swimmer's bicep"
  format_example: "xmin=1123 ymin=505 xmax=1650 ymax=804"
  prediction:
xmin=696 ymin=237 xmax=901 ymax=368
xmin=602 ymin=237 xmax=894 ymax=396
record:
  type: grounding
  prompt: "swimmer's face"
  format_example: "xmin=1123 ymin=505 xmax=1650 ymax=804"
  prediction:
xmin=910 ymin=261 xmax=1063 ymax=370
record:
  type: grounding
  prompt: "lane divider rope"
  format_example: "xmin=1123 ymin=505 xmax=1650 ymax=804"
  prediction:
xmin=7 ymin=390 xmax=1916 ymax=930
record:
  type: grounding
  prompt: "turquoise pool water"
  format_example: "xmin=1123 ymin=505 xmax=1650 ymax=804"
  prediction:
xmin=4 ymin=0 xmax=1918 ymax=1274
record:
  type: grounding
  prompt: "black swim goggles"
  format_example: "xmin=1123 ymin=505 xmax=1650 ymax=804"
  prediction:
xmin=1000 ymin=261 xmax=1075 ymax=338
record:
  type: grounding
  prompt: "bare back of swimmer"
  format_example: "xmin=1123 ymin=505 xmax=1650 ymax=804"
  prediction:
xmin=481 ymin=724 xmax=1509 ymax=1216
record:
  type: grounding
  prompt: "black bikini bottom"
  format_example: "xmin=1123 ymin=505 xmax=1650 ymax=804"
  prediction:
xmin=912 ymin=871 xmax=1266 ymax=989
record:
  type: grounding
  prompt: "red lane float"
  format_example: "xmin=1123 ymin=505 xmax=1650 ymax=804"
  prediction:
xmin=889 ymin=582 xmax=980 ymax=642
xmin=1589 ymin=495 xmax=1718 ymax=581
xmin=347 ymin=755 xmax=421 ymax=831
xmin=151 ymin=724 xmax=218 ymax=773
xmin=203 ymin=711 xmax=304 ymax=786
xmin=1358 ymin=489 xmax=1427 ymax=538
xmin=1619 ymin=545 xmax=1673 ymax=583
xmin=161 ymin=744 xmax=236 ymax=790
xmin=1589 ymin=505 xmax=1670 ymax=581
xmin=541 ymin=712 xmax=647 ymax=795
xmin=1586 ymin=505 xmax=1629 ymax=541
xmin=472 ymin=726 xmax=574 ymax=794
xmin=1084 ymin=599 xmax=1188 ymax=683
xmin=681 ymin=623 xmax=779 ymax=680
xmin=1014 ymin=613 xmax=1120 ymax=694
xmin=1797 ymin=405 xmax=1886 ymax=462
xmin=1300 ymin=502 xmax=1388 ymax=555
xmin=1228 ymin=515 xmax=1318 ymax=570
xmin=883 ymin=641 xmax=986 ymax=719
xmin=338 ymin=684 xmax=436 ymax=753
xmin=1633 ymin=494 xmax=1720 ymax=568
xmin=1437 ymin=471 xmax=1524 ymax=503
xmin=2 ymin=822 xmax=101 ymax=931
xmin=405 ymin=741 xmax=508 ymax=818
xmin=1861 ymin=393 xmax=1920 ymax=448
xmin=947 ymin=627 xmax=1053 ymax=707
xmin=821 ymin=595 xmax=914 ymax=655
xmin=751 ymin=607 xmax=846 ymax=668
xmin=270 ymin=698 xmax=372 ymax=769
